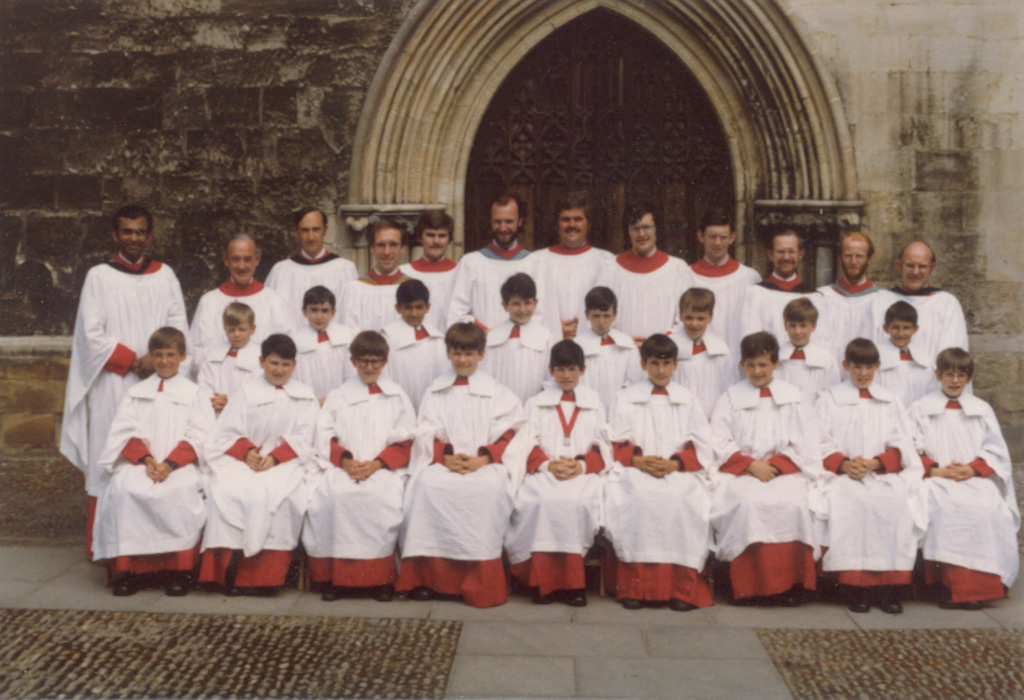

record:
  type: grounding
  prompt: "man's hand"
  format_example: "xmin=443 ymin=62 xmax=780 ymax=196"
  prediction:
xmin=244 ymin=447 xmax=270 ymax=471
xmin=133 ymin=353 xmax=155 ymax=378
xmin=746 ymin=460 xmax=778 ymax=482
xmin=342 ymin=457 xmax=383 ymax=482
xmin=839 ymin=457 xmax=874 ymax=481
xmin=548 ymin=457 xmax=583 ymax=480
xmin=632 ymin=335 xmax=645 ymax=349
xmin=211 ymin=393 xmax=228 ymax=412
xmin=561 ymin=318 xmax=578 ymax=340
xmin=254 ymin=455 xmax=278 ymax=472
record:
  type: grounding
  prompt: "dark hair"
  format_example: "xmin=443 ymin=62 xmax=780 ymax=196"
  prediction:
xmin=302 ymin=285 xmax=336 ymax=309
xmin=783 ymin=297 xmax=818 ymax=324
xmin=584 ymin=286 xmax=617 ymax=313
xmin=740 ymin=331 xmax=779 ymax=363
xmin=368 ymin=218 xmax=410 ymax=248
xmin=500 ymin=272 xmax=537 ymax=304
xmin=223 ymin=232 xmax=261 ymax=256
xmin=261 ymin=333 xmax=297 ymax=361
xmin=491 ymin=192 xmax=526 ymax=219
xmin=884 ymin=300 xmax=918 ymax=326
xmin=680 ymin=288 xmax=715 ymax=314
xmin=554 ymin=190 xmax=592 ymax=224
xmin=766 ymin=228 xmax=804 ymax=252
xmin=350 ymin=330 xmax=389 ymax=362
xmin=445 ymin=322 xmax=486 ymax=353
xmin=112 ymin=205 xmax=153 ymax=234
xmin=396 ymin=278 xmax=430 ymax=306
xmin=148 ymin=326 xmax=186 ymax=354
xmin=936 ymin=347 xmax=974 ymax=379
xmin=699 ymin=206 xmax=732 ymax=231
xmin=549 ymin=340 xmax=585 ymax=370
xmin=414 ymin=210 xmax=454 ymax=240
xmin=622 ymin=202 xmax=655 ymax=230
xmin=293 ymin=207 xmax=327 ymax=229
xmin=640 ymin=334 xmax=678 ymax=363
xmin=845 ymin=338 xmax=880 ymax=366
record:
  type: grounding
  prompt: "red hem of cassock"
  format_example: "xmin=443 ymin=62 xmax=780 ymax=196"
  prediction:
xmin=925 ymin=561 xmax=1006 ymax=603
xmin=509 ymin=553 xmax=585 ymax=595
xmin=85 ymin=496 xmax=97 ymax=557
xmin=729 ymin=542 xmax=816 ymax=599
xmin=614 ymin=561 xmax=713 ymax=607
xmin=307 ymin=555 xmax=397 ymax=587
xmin=395 ymin=557 xmax=507 ymax=608
xmin=837 ymin=570 xmax=913 ymax=586
xmin=198 ymin=548 xmax=293 ymax=588
xmin=108 ymin=543 xmax=201 ymax=574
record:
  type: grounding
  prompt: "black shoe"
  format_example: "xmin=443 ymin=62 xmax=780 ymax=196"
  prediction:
xmin=778 ymin=588 xmax=803 ymax=608
xmin=224 ymin=586 xmax=243 ymax=597
xmin=564 ymin=590 xmax=588 ymax=607
xmin=620 ymin=598 xmax=643 ymax=610
xmin=846 ymin=587 xmax=871 ymax=614
xmin=877 ymin=587 xmax=902 ymax=615
xmin=321 ymin=587 xmax=341 ymax=602
xmin=939 ymin=599 xmax=983 ymax=611
xmin=532 ymin=591 xmax=555 ymax=605
xmin=112 ymin=575 xmax=137 ymax=597
xmin=165 ymin=576 xmax=189 ymax=597
xmin=408 ymin=586 xmax=433 ymax=602
xmin=669 ymin=598 xmax=696 ymax=612
xmin=373 ymin=585 xmax=394 ymax=602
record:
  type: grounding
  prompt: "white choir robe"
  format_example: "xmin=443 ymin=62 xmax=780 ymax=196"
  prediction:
xmin=380 ymin=318 xmax=449 ymax=411
xmin=574 ymin=326 xmax=644 ymax=411
xmin=446 ymin=245 xmax=542 ymax=331
xmin=265 ymin=253 xmax=358 ymax=331
xmin=592 ymin=250 xmax=695 ymax=340
xmin=292 ymin=322 xmax=357 ymax=401
xmin=399 ymin=258 xmax=458 ymax=331
xmin=197 ymin=341 xmax=261 ymax=411
xmin=482 ymin=318 xmax=552 ymax=404
xmin=531 ymin=244 xmax=613 ymax=339
xmin=873 ymin=338 xmax=938 ymax=408
xmin=818 ymin=280 xmax=887 ymax=368
xmin=740 ymin=282 xmax=834 ymax=354
xmin=708 ymin=379 xmax=825 ymax=565
xmin=504 ymin=386 xmax=609 ymax=586
xmin=871 ymin=288 xmax=969 ymax=363
xmin=777 ymin=341 xmax=840 ymax=403
xmin=92 ymin=374 xmax=214 ymax=561
xmin=61 ymin=259 xmax=189 ymax=499
xmin=201 ymin=377 xmax=319 ymax=557
xmin=815 ymin=382 xmax=927 ymax=578
xmin=189 ymin=281 xmax=290 ymax=379
xmin=690 ymin=257 xmax=762 ymax=359
xmin=910 ymin=391 xmax=1020 ymax=591
xmin=604 ymin=380 xmax=715 ymax=573
xmin=666 ymin=327 xmax=736 ymax=417
xmin=302 ymin=377 xmax=415 ymax=575
xmin=339 ymin=273 xmax=409 ymax=332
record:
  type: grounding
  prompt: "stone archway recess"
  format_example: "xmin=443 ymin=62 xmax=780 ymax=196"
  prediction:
xmin=344 ymin=0 xmax=860 ymax=261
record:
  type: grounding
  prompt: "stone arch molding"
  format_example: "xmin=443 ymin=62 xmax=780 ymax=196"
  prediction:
xmin=344 ymin=0 xmax=859 ymax=252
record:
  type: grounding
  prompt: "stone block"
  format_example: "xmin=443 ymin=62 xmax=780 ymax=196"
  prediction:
xmin=262 ymin=87 xmax=298 ymax=127
xmin=972 ymin=352 xmax=1023 ymax=393
xmin=1 ymin=414 xmax=57 ymax=449
xmin=0 ymin=215 xmax=23 ymax=288
xmin=118 ymin=19 xmax=197 ymax=56
xmin=0 ymin=52 xmax=46 ymax=89
xmin=208 ymin=87 xmax=261 ymax=127
xmin=0 ymin=91 xmax=31 ymax=130
xmin=22 ymin=216 xmax=83 ymax=267
xmin=161 ymin=88 xmax=209 ymax=129
xmin=193 ymin=20 xmax=246 ymax=50
xmin=320 ymin=87 xmax=363 ymax=151
xmin=967 ymin=281 xmax=1024 ymax=335
xmin=30 ymin=91 xmax=78 ymax=128
xmin=915 ymin=151 xmax=978 ymax=192
xmin=40 ymin=53 xmax=93 ymax=89
xmin=92 ymin=52 xmax=176 ymax=89
xmin=276 ymin=128 xmax=338 ymax=172
xmin=185 ymin=129 xmax=248 ymax=174
xmin=1 ymin=175 xmax=57 ymax=211
xmin=284 ymin=17 xmax=387 ymax=52
xmin=302 ymin=50 xmax=378 ymax=88
xmin=0 ymin=380 xmax=66 ymax=414
xmin=899 ymin=114 xmax=950 ymax=151
xmin=64 ymin=131 xmax=125 ymax=175
xmin=56 ymin=175 xmax=102 ymax=210
xmin=21 ymin=130 xmax=66 ymax=174
xmin=1003 ymin=424 xmax=1024 ymax=464
xmin=78 ymin=88 xmax=163 ymax=130
xmin=159 ymin=175 xmax=214 ymax=208
xmin=245 ymin=23 xmax=288 ymax=51
xmin=179 ymin=50 xmax=284 ymax=87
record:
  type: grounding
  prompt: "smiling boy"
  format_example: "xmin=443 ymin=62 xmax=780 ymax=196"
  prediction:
xmin=293 ymin=285 xmax=357 ymax=404
xmin=873 ymin=301 xmax=937 ymax=407
xmin=667 ymin=288 xmax=735 ymax=417
xmin=484 ymin=273 xmax=553 ymax=403
xmin=381 ymin=279 xmax=448 ymax=411
xmin=197 ymin=302 xmax=261 ymax=414
xmin=777 ymin=297 xmax=840 ymax=401
xmin=574 ymin=286 xmax=644 ymax=411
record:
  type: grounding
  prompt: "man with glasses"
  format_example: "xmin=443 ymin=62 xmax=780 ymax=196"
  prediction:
xmin=340 ymin=219 xmax=411 ymax=332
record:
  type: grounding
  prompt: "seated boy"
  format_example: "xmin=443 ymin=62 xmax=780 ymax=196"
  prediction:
xmin=574 ymin=286 xmax=644 ymax=411
xmin=777 ymin=297 xmax=839 ymax=401
xmin=92 ymin=327 xmax=213 ymax=596
xmin=381 ymin=279 xmax=448 ymax=411
xmin=505 ymin=340 xmax=609 ymax=607
xmin=873 ymin=301 xmax=937 ymax=407
xmin=484 ymin=272 xmax=552 ymax=403
xmin=667 ymin=287 xmax=735 ymax=417
xmin=303 ymin=331 xmax=416 ymax=602
xmin=816 ymin=338 xmax=926 ymax=615
xmin=199 ymin=333 xmax=319 ymax=596
xmin=293 ymin=285 xmax=357 ymax=404
xmin=197 ymin=302 xmax=260 ymax=414
xmin=605 ymin=334 xmax=715 ymax=611
xmin=396 ymin=322 xmax=525 ymax=607
xmin=910 ymin=348 xmax=1019 ymax=610
xmin=710 ymin=331 xmax=823 ymax=606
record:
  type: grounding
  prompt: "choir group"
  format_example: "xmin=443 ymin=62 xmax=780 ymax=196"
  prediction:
xmin=59 ymin=196 xmax=1019 ymax=615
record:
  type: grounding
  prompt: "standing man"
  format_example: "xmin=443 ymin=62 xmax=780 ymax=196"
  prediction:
xmin=819 ymin=232 xmax=886 ymax=365
xmin=688 ymin=207 xmax=761 ymax=359
xmin=339 ymin=219 xmax=411 ymax=332
xmin=189 ymin=234 xmax=290 ymax=376
xmin=60 ymin=205 xmax=189 ymax=555
xmin=447 ymin=193 xmax=541 ymax=331
xmin=266 ymin=207 xmax=357 ymax=331
xmin=593 ymin=203 xmax=694 ymax=344
xmin=531 ymin=191 xmax=612 ymax=339
xmin=400 ymin=210 xmax=458 ymax=331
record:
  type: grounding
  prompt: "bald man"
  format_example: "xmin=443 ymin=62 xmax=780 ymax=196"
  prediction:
xmin=819 ymin=232 xmax=886 ymax=366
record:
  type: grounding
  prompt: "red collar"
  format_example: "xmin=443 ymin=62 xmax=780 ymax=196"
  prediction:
xmin=317 ymin=330 xmax=329 ymax=343
xmin=690 ymin=257 xmax=740 ymax=277
xmin=453 ymin=377 xmax=470 ymax=386
xmin=509 ymin=325 xmax=521 ymax=339
xmin=367 ymin=268 xmax=405 ymax=285
xmin=759 ymin=387 xmax=772 ymax=398
xmin=409 ymin=257 xmax=457 ymax=272
xmin=692 ymin=340 xmax=705 ymax=355
xmin=368 ymin=383 xmax=382 ymax=395
xmin=858 ymin=388 xmax=872 ymax=399
xmin=487 ymin=241 xmax=523 ymax=260
xmin=616 ymin=249 xmax=669 ymax=273
xmin=899 ymin=348 xmax=913 ymax=361
xmin=560 ymin=392 xmax=576 ymax=402
xmin=600 ymin=335 xmax=614 ymax=346
xmin=227 ymin=348 xmax=238 ymax=357
xmin=765 ymin=274 xmax=803 ymax=292
xmin=945 ymin=399 xmax=961 ymax=410
xmin=219 ymin=279 xmax=265 ymax=297
xmin=651 ymin=387 xmax=668 ymax=395
xmin=549 ymin=243 xmax=592 ymax=256
xmin=837 ymin=276 xmax=874 ymax=294
xmin=414 ymin=326 xmax=429 ymax=340
xmin=790 ymin=349 xmax=806 ymax=360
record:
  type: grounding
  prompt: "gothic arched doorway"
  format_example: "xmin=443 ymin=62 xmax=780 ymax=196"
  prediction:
xmin=464 ymin=9 xmax=734 ymax=259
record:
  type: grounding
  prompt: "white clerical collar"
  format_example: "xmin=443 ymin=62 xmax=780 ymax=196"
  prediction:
xmin=116 ymin=252 xmax=144 ymax=266
xmin=230 ymin=277 xmax=256 ymax=287
xmin=773 ymin=272 xmax=798 ymax=282
xmin=300 ymin=248 xmax=326 ymax=262
xmin=703 ymin=255 xmax=729 ymax=266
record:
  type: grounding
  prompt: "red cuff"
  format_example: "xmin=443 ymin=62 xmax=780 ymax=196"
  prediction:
xmin=613 ymin=441 xmax=639 ymax=467
xmin=875 ymin=447 xmax=902 ymax=474
xmin=721 ymin=451 xmax=754 ymax=475
xmin=103 ymin=343 xmax=136 ymax=376
xmin=968 ymin=458 xmax=995 ymax=478
xmin=480 ymin=429 xmax=515 ymax=464
xmin=769 ymin=454 xmax=801 ymax=475
xmin=581 ymin=448 xmax=605 ymax=475
xmin=165 ymin=441 xmax=197 ymax=467
xmin=329 ymin=438 xmax=350 ymax=468
xmin=268 ymin=440 xmax=297 ymax=465
xmin=672 ymin=443 xmax=703 ymax=472
xmin=921 ymin=453 xmax=938 ymax=477
xmin=823 ymin=452 xmax=846 ymax=474
xmin=226 ymin=438 xmax=258 ymax=462
xmin=378 ymin=440 xmax=412 ymax=470
xmin=526 ymin=446 xmax=549 ymax=474
xmin=121 ymin=437 xmax=151 ymax=464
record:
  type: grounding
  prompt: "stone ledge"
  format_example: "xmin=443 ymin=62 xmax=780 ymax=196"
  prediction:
xmin=0 ymin=337 xmax=73 ymax=358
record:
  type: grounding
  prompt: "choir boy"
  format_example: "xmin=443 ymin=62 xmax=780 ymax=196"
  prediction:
xmin=381 ymin=279 xmax=448 ymax=411
xmin=777 ymin=297 xmax=839 ymax=401
xmin=505 ymin=340 xmax=609 ymax=607
xmin=303 ymin=331 xmax=416 ymax=602
xmin=910 ymin=348 xmax=1019 ymax=610
xmin=574 ymin=286 xmax=644 ymax=411
xmin=667 ymin=288 xmax=735 ymax=417
xmin=197 ymin=302 xmax=260 ymax=414
xmin=396 ymin=323 xmax=525 ymax=607
xmin=873 ymin=301 xmax=937 ymax=407
xmin=199 ymin=334 xmax=319 ymax=596
xmin=92 ymin=327 xmax=213 ymax=596
xmin=816 ymin=338 xmax=926 ymax=614
xmin=710 ymin=332 xmax=823 ymax=606
xmin=605 ymin=334 xmax=715 ymax=611
xmin=483 ymin=272 xmax=553 ymax=403
xmin=293 ymin=285 xmax=356 ymax=404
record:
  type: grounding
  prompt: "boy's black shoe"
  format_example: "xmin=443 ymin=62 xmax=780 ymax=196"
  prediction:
xmin=321 ymin=587 xmax=342 ymax=602
xmin=112 ymin=574 xmax=138 ymax=597
xmin=408 ymin=586 xmax=434 ymax=601
xmin=620 ymin=598 xmax=643 ymax=610
xmin=877 ymin=586 xmax=902 ymax=615
xmin=564 ymin=590 xmax=588 ymax=607
xmin=669 ymin=598 xmax=696 ymax=612
xmin=532 ymin=591 xmax=555 ymax=605
xmin=165 ymin=573 xmax=190 ymax=597
xmin=939 ymin=599 xmax=983 ymax=611
xmin=373 ymin=585 xmax=394 ymax=602
xmin=846 ymin=587 xmax=871 ymax=614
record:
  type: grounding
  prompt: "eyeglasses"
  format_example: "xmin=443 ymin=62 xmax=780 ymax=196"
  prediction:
xmin=354 ymin=357 xmax=385 ymax=368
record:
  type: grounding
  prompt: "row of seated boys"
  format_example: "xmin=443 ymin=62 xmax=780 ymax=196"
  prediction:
xmin=92 ymin=319 xmax=1018 ymax=615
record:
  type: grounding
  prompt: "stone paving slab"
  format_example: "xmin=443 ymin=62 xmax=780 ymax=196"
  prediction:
xmin=457 ymin=621 xmax=648 ymax=658
xmin=574 ymin=656 xmax=793 ymax=700
xmin=645 ymin=627 xmax=771 ymax=661
xmin=446 ymin=654 xmax=576 ymax=698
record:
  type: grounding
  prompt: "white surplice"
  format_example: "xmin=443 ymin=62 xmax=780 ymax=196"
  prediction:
xmin=399 ymin=258 xmax=458 ymax=332
xmin=593 ymin=251 xmax=695 ymax=340
xmin=873 ymin=338 xmax=938 ymax=408
xmin=818 ymin=281 xmax=887 ymax=367
xmin=740 ymin=284 xmax=834 ymax=354
xmin=574 ymin=326 xmax=644 ymax=411
xmin=871 ymin=289 xmax=969 ymax=365
xmin=338 ymin=275 xmax=407 ymax=332
xmin=531 ymin=244 xmax=614 ymax=339
xmin=380 ymin=318 xmax=449 ymax=411
xmin=292 ymin=322 xmax=357 ymax=400
xmin=265 ymin=253 xmax=358 ymax=331
xmin=197 ymin=341 xmax=261 ymax=409
xmin=666 ymin=327 xmax=737 ymax=418
xmin=689 ymin=257 xmax=762 ymax=359
xmin=777 ymin=341 xmax=841 ymax=403
xmin=483 ymin=318 xmax=552 ymax=404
